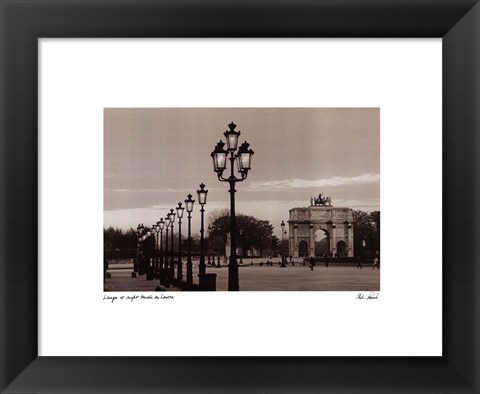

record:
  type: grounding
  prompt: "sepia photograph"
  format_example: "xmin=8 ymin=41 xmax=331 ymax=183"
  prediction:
xmin=5 ymin=0 xmax=477 ymax=390
xmin=104 ymin=108 xmax=380 ymax=291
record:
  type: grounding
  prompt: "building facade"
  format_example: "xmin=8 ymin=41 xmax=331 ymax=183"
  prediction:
xmin=288 ymin=204 xmax=354 ymax=258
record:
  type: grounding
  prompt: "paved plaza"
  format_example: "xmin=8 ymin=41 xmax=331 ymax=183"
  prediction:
xmin=105 ymin=258 xmax=380 ymax=292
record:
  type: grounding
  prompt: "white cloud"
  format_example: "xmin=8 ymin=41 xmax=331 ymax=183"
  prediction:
xmin=108 ymin=187 xmax=225 ymax=193
xmin=105 ymin=197 xmax=380 ymax=238
xmin=249 ymin=174 xmax=380 ymax=191
xmin=108 ymin=188 xmax=189 ymax=193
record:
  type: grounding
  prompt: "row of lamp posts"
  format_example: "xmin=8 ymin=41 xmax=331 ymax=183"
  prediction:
xmin=135 ymin=184 xmax=208 ymax=288
xmin=134 ymin=122 xmax=254 ymax=291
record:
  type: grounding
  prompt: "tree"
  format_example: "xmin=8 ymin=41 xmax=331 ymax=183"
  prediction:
xmin=370 ymin=211 xmax=380 ymax=253
xmin=352 ymin=210 xmax=380 ymax=257
xmin=104 ymin=227 xmax=137 ymax=251
xmin=207 ymin=208 xmax=230 ymax=225
xmin=207 ymin=212 xmax=276 ymax=258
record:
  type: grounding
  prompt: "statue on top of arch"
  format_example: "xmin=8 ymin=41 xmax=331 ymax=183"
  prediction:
xmin=310 ymin=193 xmax=332 ymax=207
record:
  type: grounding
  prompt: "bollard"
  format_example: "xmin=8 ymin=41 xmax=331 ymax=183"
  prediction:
xmin=199 ymin=273 xmax=217 ymax=291
xmin=146 ymin=266 xmax=155 ymax=281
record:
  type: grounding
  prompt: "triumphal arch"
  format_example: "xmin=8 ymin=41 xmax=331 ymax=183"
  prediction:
xmin=288 ymin=194 xmax=354 ymax=258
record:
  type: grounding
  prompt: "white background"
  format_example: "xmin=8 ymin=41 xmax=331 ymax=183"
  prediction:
xmin=39 ymin=39 xmax=442 ymax=356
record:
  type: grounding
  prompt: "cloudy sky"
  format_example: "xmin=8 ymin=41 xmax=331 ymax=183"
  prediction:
xmin=104 ymin=108 xmax=379 ymax=237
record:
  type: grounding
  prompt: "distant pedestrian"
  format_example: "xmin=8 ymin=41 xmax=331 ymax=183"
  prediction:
xmin=373 ymin=256 xmax=380 ymax=270
xmin=356 ymin=256 xmax=362 ymax=269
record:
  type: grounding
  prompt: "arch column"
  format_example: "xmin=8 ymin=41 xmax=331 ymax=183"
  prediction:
xmin=326 ymin=227 xmax=331 ymax=253
xmin=331 ymin=224 xmax=337 ymax=256
xmin=288 ymin=223 xmax=293 ymax=257
xmin=309 ymin=225 xmax=314 ymax=257
xmin=293 ymin=225 xmax=298 ymax=258
xmin=347 ymin=223 xmax=353 ymax=257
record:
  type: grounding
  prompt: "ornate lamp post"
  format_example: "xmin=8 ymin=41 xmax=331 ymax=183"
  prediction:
xmin=151 ymin=225 xmax=158 ymax=276
xmin=154 ymin=224 xmax=160 ymax=275
xmin=184 ymin=194 xmax=195 ymax=284
xmin=145 ymin=228 xmax=153 ymax=279
xmin=197 ymin=183 xmax=208 ymax=277
xmin=135 ymin=223 xmax=144 ymax=273
xmin=168 ymin=209 xmax=176 ymax=282
xmin=209 ymin=223 xmax=222 ymax=268
xmin=139 ymin=233 xmax=146 ymax=274
xmin=208 ymin=225 xmax=217 ymax=267
xmin=176 ymin=202 xmax=185 ymax=281
xmin=239 ymin=229 xmax=243 ymax=264
xmin=211 ymin=122 xmax=254 ymax=291
xmin=157 ymin=219 xmax=165 ymax=284
xmin=164 ymin=215 xmax=171 ymax=287
xmin=207 ymin=240 xmax=211 ymax=266
xmin=280 ymin=220 xmax=286 ymax=267
xmin=207 ymin=225 xmax=212 ymax=266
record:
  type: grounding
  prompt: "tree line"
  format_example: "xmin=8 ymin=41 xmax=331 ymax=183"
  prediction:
xmin=104 ymin=209 xmax=380 ymax=258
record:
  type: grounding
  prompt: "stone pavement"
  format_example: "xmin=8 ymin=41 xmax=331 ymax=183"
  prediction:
xmin=200 ymin=263 xmax=380 ymax=291
xmin=104 ymin=259 xmax=380 ymax=292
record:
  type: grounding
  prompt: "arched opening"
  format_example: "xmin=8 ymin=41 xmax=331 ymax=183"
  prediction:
xmin=314 ymin=229 xmax=329 ymax=257
xmin=298 ymin=241 xmax=309 ymax=257
xmin=336 ymin=240 xmax=347 ymax=258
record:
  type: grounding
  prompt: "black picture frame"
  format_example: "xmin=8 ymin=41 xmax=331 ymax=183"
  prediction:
xmin=1 ymin=1 xmax=479 ymax=393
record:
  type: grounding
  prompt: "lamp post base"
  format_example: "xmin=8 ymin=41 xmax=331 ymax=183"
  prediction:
xmin=228 ymin=257 xmax=239 ymax=291
xmin=199 ymin=273 xmax=217 ymax=291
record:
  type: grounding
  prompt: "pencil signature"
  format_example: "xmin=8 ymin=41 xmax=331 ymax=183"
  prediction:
xmin=356 ymin=292 xmax=380 ymax=300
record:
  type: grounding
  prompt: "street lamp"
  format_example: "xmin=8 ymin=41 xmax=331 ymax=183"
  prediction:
xmin=154 ymin=224 xmax=160 ymax=276
xmin=197 ymin=183 xmax=208 ymax=278
xmin=211 ymin=122 xmax=254 ymax=291
xmin=209 ymin=223 xmax=222 ymax=268
xmin=157 ymin=219 xmax=165 ymax=284
xmin=164 ymin=215 xmax=171 ymax=287
xmin=168 ymin=209 xmax=176 ymax=282
xmin=239 ymin=229 xmax=243 ymax=264
xmin=145 ymin=228 xmax=154 ymax=279
xmin=184 ymin=194 xmax=195 ymax=284
xmin=208 ymin=225 xmax=212 ymax=266
xmin=151 ymin=224 xmax=158 ymax=274
xmin=136 ymin=223 xmax=144 ymax=273
xmin=176 ymin=202 xmax=185 ymax=281
xmin=280 ymin=220 xmax=286 ymax=267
